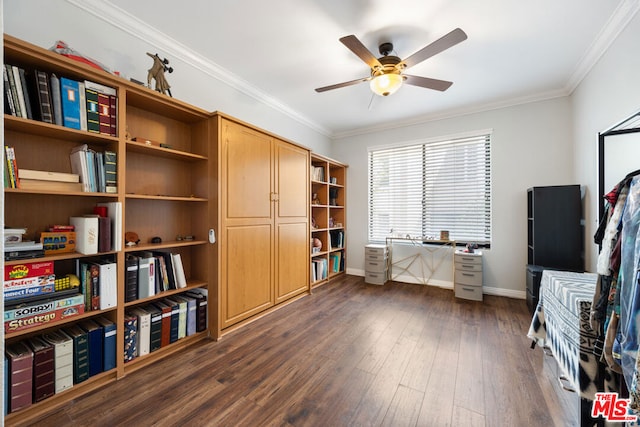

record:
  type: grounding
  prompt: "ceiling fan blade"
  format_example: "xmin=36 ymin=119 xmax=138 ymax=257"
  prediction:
xmin=403 ymin=75 xmax=453 ymax=92
xmin=401 ymin=28 xmax=467 ymax=69
xmin=339 ymin=35 xmax=382 ymax=69
xmin=315 ymin=76 xmax=371 ymax=93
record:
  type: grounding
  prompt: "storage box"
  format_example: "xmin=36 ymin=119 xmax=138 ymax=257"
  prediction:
xmin=4 ymin=261 xmax=54 ymax=281
xmin=40 ymin=231 xmax=76 ymax=255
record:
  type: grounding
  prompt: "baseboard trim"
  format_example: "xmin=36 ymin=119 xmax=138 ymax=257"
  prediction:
xmin=346 ymin=268 xmax=526 ymax=299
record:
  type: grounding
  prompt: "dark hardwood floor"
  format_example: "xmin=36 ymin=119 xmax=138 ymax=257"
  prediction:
xmin=20 ymin=275 xmax=570 ymax=426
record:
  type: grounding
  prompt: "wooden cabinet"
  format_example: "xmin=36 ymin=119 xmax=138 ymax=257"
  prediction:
xmin=214 ymin=114 xmax=309 ymax=334
xmin=3 ymin=34 xmax=214 ymax=424
xmin=310 ymin=154 xmax=347 ymax=287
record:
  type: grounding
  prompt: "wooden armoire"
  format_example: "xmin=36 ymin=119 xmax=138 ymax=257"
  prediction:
xmin=212 ymin=114 xmax=310 ymax=336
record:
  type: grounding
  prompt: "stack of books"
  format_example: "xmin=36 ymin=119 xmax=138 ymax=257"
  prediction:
xmin=18 ymin=169 xmax=81 ymax=192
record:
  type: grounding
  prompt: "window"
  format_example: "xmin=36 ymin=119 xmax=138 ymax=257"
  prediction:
xmin=368 ymin=131 xmax=491 ymax=246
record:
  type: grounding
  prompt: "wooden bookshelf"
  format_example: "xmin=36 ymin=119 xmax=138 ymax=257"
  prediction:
xmin=310 ymin=153 xmax=347 ymax=287
xmin=3 ymin=34 xmax=214 ymax=424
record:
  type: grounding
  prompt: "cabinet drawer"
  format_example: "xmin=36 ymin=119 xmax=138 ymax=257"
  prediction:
xmin=365 ymin=271 xmax=387 ymax=285
xmin=365 ymin=260 xmax=387 ymax=273
xmin=455 ymin=283 xmax=483 ymax=301
xmin=455 ymin=262 xmax=482 ymax=272
xmin=455 ymin=269 xmax=483 ymax=286
xmin=454 ymin=253 xmax=482 ymax=265
xmin=365 ymin=244 xmax=388 ymax=257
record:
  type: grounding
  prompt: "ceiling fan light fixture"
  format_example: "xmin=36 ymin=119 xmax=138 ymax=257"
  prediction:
xmin=369 ymin=72 xmax=403 ymax=97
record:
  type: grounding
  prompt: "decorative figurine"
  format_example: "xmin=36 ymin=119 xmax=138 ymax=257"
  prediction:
xmin=312 ymin=193 xmax=320 ymax=205
xmin=147 ymin=52 xmax=173 ymax=97
xmin=125 ymin=231 xmax=140 ymax=246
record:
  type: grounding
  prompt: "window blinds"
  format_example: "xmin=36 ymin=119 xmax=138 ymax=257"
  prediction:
xmin=368 ymin=133 xmax=491 ymax=245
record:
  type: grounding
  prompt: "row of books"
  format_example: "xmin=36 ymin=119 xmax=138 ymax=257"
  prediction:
xmin=312 ymin=258 xmax=328 ymax=282
xmin=3 ymin=63 xmax=117 ymax=136
xmin=123 ymin=289 xmax=208 ymax=362
xmin=311 ymin=165 xmax=325 ymax=182
xmin=330 ymin=230 xmax=345 ymax=249
xmin=3 ymin=143 xmax=116 ymax=193
xmin=125 ymin=251 xmax=187 ymax=303
xmin=329 ymin=251 xmax=344 ymax=274
xmin=77 ymin=259 xmax=117 ymax=313
xmin=70 ymin=144 xmax=117 ymax=193
xmin=4 ymin=317 xmax=116 ymax=414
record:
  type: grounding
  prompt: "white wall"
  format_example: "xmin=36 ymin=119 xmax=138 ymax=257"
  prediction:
xmin=332 ymin=97 xmax=574 ymax=297
xmin=3 ymin=0 xmax=332 ymax=155
xmin=572 ymin=11 xmax=640 ymax=272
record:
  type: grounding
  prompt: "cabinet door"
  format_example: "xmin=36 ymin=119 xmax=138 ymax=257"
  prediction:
xmin=275 ymin=141 xmax=310 ymax=302
xmin=220 ymin=119 xmax=274 ymax=328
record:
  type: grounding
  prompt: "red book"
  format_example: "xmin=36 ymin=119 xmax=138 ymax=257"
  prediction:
xmin=27 ymin=336 xmax=55 ymax=402
xmin=97 ymin=93 xmax=111 ymax=135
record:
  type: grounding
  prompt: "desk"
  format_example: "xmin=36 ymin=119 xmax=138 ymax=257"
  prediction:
xmin=385 ymin=237 xmax=455 ymax=285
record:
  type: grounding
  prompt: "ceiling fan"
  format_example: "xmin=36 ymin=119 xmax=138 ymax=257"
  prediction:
xmin=315 ymin=28 xmax=467 ymax=97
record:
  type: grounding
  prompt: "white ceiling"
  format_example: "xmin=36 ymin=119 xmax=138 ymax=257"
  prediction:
xmin=99 ymin=0 xmax=638 ymax=138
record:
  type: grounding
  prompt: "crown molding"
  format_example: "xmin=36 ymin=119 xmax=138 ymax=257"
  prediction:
xmin=565 ymin=0 xmax=640 ymax=93
xmin=65 ymin=0 xmax=332 ymax=137
xmin=331 ymin=88 xmax=569 ymax=140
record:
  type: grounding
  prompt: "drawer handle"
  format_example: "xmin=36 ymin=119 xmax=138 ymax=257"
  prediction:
xmin=461 ymin=264 xmax=475 ymax=268
xmin=460 ymin=257 xmax=475 ymax=261
xmin=462 ymin=273 xmax=475 ymax=277
xmin=462 ymin=287 xmax=475 ymax=291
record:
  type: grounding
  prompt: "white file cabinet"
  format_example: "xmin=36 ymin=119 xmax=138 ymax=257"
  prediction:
xmin=365 ymin=244 xmax=388 ymax=285
xmin=454 ymin=250 xmax=483 ymax=301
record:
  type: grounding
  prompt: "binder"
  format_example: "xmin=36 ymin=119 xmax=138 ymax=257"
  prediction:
xmin=179 ymin=294 xmax=197 ymax=336
xmin=130 ymin=307 xmax=151 ymax=356
xmin=64 ymin=325 xmax=90 ymax=384
xmin=153 ymin=301 xmax=172 ymax=348
xmin=27 ymin=336 xmax=55 ymax=402
xmin=186 ymin=289 xmax=208 ymax=332
xmin=6 ymin=341 xmax=33 ymax=413
xmin=145 ymin=304 xmax=163 ymax=352
xmin=42 ymin=330 xmax=73 ymax=393
xmin=125 ymin=254 xmax=139 ymax=302
xmin=95 ymin=259 xmax=117 ymax=310
xmin=123 ymin=312 xmax=138 ymax=362
xmin=79 ymin=319 xmax=104 ymax=377
xmin=163 ymin=298 xmax=180 ymax=343
xmin=95 ymin=317 xmax=116 ymax=371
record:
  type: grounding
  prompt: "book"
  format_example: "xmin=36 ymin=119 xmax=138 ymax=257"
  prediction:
xmin=98 ymin=215 xmax=111 ymax=253
xmin=98 ymin=92 xmax=111 ymax=135
xmin=96 ymin=151 xmax=106 ymax=193
xmin=63 ymin=324 xmax=89 ymax=384
xmin=5 ymin=64 xmax=22 ymax=118
xmin=6 ymin=341 xmax=33 ymax=413
xmin=60 ymin=77 xmax=81 ymax=129
xmin=180 ymin=294 xmax=197 ymax=336
xmin=139 ymin=251 xmax=156 ymax=298
xmin=70 ymin=144 xmax=90 ymax=192
xmin=27 ymin=336 xmax=55 ymax=402
xmin=137 ymin=255 xmax=151 ymax=299
xmin=123 ymin=312 xmax=138 ymax=362
xmin=155 ymin=252 xmax=177 ymax=290
xmin=11 ymin=65 xmax=28 ymax=119
xmin=153 ymin=300 xmax=172 ymax=348
xmin=163 ymin=298 xmax=180 ymax=343
xmin=70 ymin=216 xmax=99 ymax=255
xmin=79 ymin=319 xmax=103 ymax=377
xmin=41 ymin=330 xmax=73 ymax=394
xmin=85 ymin=86 xmax=100 ymax=133
xmin=96 ymin=202 xmax=122 ymax=251
xmin=186 ymin=289 xmax=208 ymax=332
xmin=94 ymin=317 xmax=116 ymax=371
xmin=34 ymin=70 xmax=53 ymax=123
xmin=3 ymin=65 xmax=17 ymax=116
xmin=171 ymin=253 xmax=187 ymax=288
xmin=5 ymin=145 xmax=20 ymax=188
xmin=18 ymin=169 xmax=80 ymax=183
xmin=124 ymin=254 xmax=139 ymax=302
xmin=109 ymin=94 xmax=117 ymax=136
xmin=167 ymin=296 xmax=187 ymax=340
xmin=18 ymin=67 xmax=33 ymax=120
xmin=144 ymin=304 xmax=162 ymax=352
xmin=49 ymin=73 xmax=62 ymax=125
xmin=103 ymin=150 xmax=117 ymax=193
xmin=130 ymin=307 xmax=151 ymax=356
xmin=78 ymin=81 xmax=87 ymax=131
xmin=19 ymin=179 xmax=83 ymax=192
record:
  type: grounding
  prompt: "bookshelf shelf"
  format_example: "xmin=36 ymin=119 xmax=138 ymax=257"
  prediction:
xmin=3 ymin=34 xmax=214 ymax=424
xmin=310 ymin=153 xmax=347 ymax=287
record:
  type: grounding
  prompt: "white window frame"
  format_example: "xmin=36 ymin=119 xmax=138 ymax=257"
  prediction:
xmin=368 ymin=130 xmax=492 ymax=246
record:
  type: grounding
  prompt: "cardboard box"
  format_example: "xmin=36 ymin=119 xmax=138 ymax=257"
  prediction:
xmin=4 ymin=261 xmax=54 ymax=281
xmin=40 ymin=231 xmax=76 ymax=255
